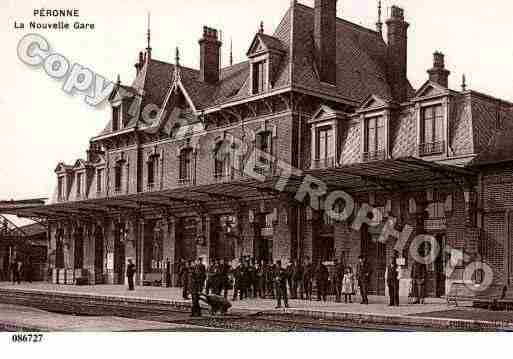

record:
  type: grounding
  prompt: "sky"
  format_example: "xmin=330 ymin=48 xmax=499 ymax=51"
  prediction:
xmin=1 ymin=0 xmax=512 ymax=202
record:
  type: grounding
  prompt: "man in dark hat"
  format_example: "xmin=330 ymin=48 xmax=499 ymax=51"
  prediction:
xmin=303 ymin=257 xmax=314 ymax=301
xmin=411 ymin=250 xmax=428 ymax=304
xmin=126 ymin=259 xmax=136 ymax=291
xmin=315 ymin=261 xmax=329 ymax=302
xmin=274 ymin=260 xmax=289 ymax=309
xmin=190 ymin=258 xmax=204 ymax=317
xmin=356 ymin=255 xmax=371 ymax=304
xmin=387 ymin=253 xmax=400 ymax=306
xmin=181 ymin=260 xmax=192 ymax=300
xmin=333 ymin=258 xmax=345 ymax=303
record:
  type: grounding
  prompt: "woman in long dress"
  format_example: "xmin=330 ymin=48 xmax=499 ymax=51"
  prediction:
xmin=341 ymin=267 xmax=355 ymax=303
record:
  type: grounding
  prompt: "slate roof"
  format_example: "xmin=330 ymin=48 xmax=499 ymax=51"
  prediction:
xmin=471 ymin=128 xmax=513 ymax=166
xmin=96 ymin=1 xmax=416 ymax=137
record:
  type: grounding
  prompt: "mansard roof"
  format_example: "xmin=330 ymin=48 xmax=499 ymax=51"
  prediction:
xmin=471 ymin=128 xmax=513 ymax=166
xmin=97 ymin=1 xmax=417 ymax=137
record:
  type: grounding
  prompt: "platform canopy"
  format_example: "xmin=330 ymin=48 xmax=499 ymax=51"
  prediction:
xmin=0 ymin=157 xmax=477 ymax=221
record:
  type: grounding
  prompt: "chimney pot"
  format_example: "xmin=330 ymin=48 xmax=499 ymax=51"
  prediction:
xmin=433 ymin=51 xmax=445 ymax=68
xmin=428 ymin=51 xmax=450 ymax=87
xmin=314 ymin=0 xmax=338 ymax=85
xmin=386 ymin=5 xmax=409 ymax=102
xmin=390 ymin=5 xmax=404 ymax=20
xmin=199 ymin=26 xmax=222 ymax=83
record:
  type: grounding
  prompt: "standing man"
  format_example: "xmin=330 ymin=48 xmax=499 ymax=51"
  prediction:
xmin=197 ymin=257 xmax=207 ymax=293
xmin=266 ymin=261 xmax=276 ymax=299
xmin=190 ymin=259 xmax=203 ymax=317
xmin=286 ymin=260 xmax=296 ymax=299
xmin=25 ymin=257 xmax=33 ymax=283
xmin=387 ymin=254 xmax=400 ymax=306
xmin=232 ymin=261 xmax=243 ymax=301
xmin=333 ymin=258 xmax=345 ymax=303
xmin=165 ymin=258 xmax=171 ymax=288
xmin=11 ymin=260 xmax=19 ymax=284
xmin=411 ymin=251 xmax=427 ymax=304
xmin=294 ymin=259 xmax=304 ymax=300
xmin=220 ymin=258 xmax=231 ymax=299
xmin=181 ymin=260 xmax=191 ymax=300
xmin=248 ymin=258 xmax=257 ymax=298
xmin=315 ymin=261 xmax=329 ymax=302
xmin=274 ymin=260 xmax=289 ymax=309
xmin=303 ymin=257 xmax=314 ymax=301
xmin=126 ymin=259 xmax=136 ymax=291
xmin=356 ymin=255 xmax=371 ymax=305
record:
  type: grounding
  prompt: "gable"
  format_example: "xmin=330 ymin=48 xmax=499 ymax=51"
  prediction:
xmin=359 ymin=94 xmax=389 ymax=111
xmin=55 ymin=163 xmax=72 ymax=174
xmin=247 ymin=35 xmax=267 ymax=57
xmin=309 ymin=105 xmax=343 ymax=123
xmin=415 ymin=81 xmax=449 ymax=99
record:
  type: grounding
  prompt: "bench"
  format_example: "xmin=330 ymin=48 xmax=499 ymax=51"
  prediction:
xmin=446 ymin=282 xmax=506 ymax=309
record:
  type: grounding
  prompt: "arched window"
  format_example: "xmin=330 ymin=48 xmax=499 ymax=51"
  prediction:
xmin=179 ymin=148 xmax=194 ymax=185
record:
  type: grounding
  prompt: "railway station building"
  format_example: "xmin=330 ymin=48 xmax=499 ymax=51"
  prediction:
xmin=6 ymin=1 xmax=513 ymax=298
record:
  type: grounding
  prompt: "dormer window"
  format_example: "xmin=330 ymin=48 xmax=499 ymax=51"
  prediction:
xmin=96 ymin=168 xmax=104 ymax=193
xmin=58 ymin=176 xmax=65 ymax=201
xmin=252 ymin=60 xmax=267 ymax=94
xmin=419 ymin=104 xmax=444 ymax=156
xmin=247 ymin=32 xmax=284 ymax=96
xmin=309 ymin=105 xmax=342 ymax=169
xmin=363 ymin=116 xmax=385 ymax=162
xmin=76 ymin=172 xmax=84 ymax=198
xmin=315 ymin=126 xmax=335 ymax=169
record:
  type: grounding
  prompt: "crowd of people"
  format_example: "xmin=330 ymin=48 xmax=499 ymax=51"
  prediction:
xmin=174 ymin=255 xmax=380 ymax=312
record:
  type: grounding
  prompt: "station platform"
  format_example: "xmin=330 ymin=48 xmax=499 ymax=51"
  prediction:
xmin=1 ymin=282 xmax=512 ymax=331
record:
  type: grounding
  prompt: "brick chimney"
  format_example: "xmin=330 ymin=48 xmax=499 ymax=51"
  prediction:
xmin=314 ymin=0 xmax=338 ymax=85
xmin=199 ymin=26 xmax=222 ymax=84
xmin=428 ymin=52 xmax=450 ymax=88
xmin=386 ymin=6 xmax=409 ymax=102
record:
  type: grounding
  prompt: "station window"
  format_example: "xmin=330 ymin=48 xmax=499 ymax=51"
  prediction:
xmin=96 ymin=168 xmax=104 ymax=193
xmin=114 ymin=164 xmax=122 ymax=192
xmin=420 ymin=104 xmax=444 ymax=155
xmin=179 ymin=148 xmax=193 ymax=184
xmin=252 ymin=60 xmax=267 ymax=94
xmin=363 ymin=116 xmax=385 ymax=162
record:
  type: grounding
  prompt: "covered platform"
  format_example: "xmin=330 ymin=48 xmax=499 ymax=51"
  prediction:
xmin=0 ymin=157 xmax=477 ymax=220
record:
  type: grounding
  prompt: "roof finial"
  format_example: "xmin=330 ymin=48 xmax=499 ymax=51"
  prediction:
xmin=230 ymin=38 xmax=233 ymax=66
xmin=259 ymin=21 xmax=264 ymax=34
xmin=376 ymin=1 xmax=383 ymax=35
xmin=117 ymin=74 xmax=121 ymax=85
xmin=146 ymin=12 xmax=152 ymax=57
xmin=462 ymin=74 xmax=467 ymax=92
xmin=175 ymin=47 xmax=180 ymax=66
